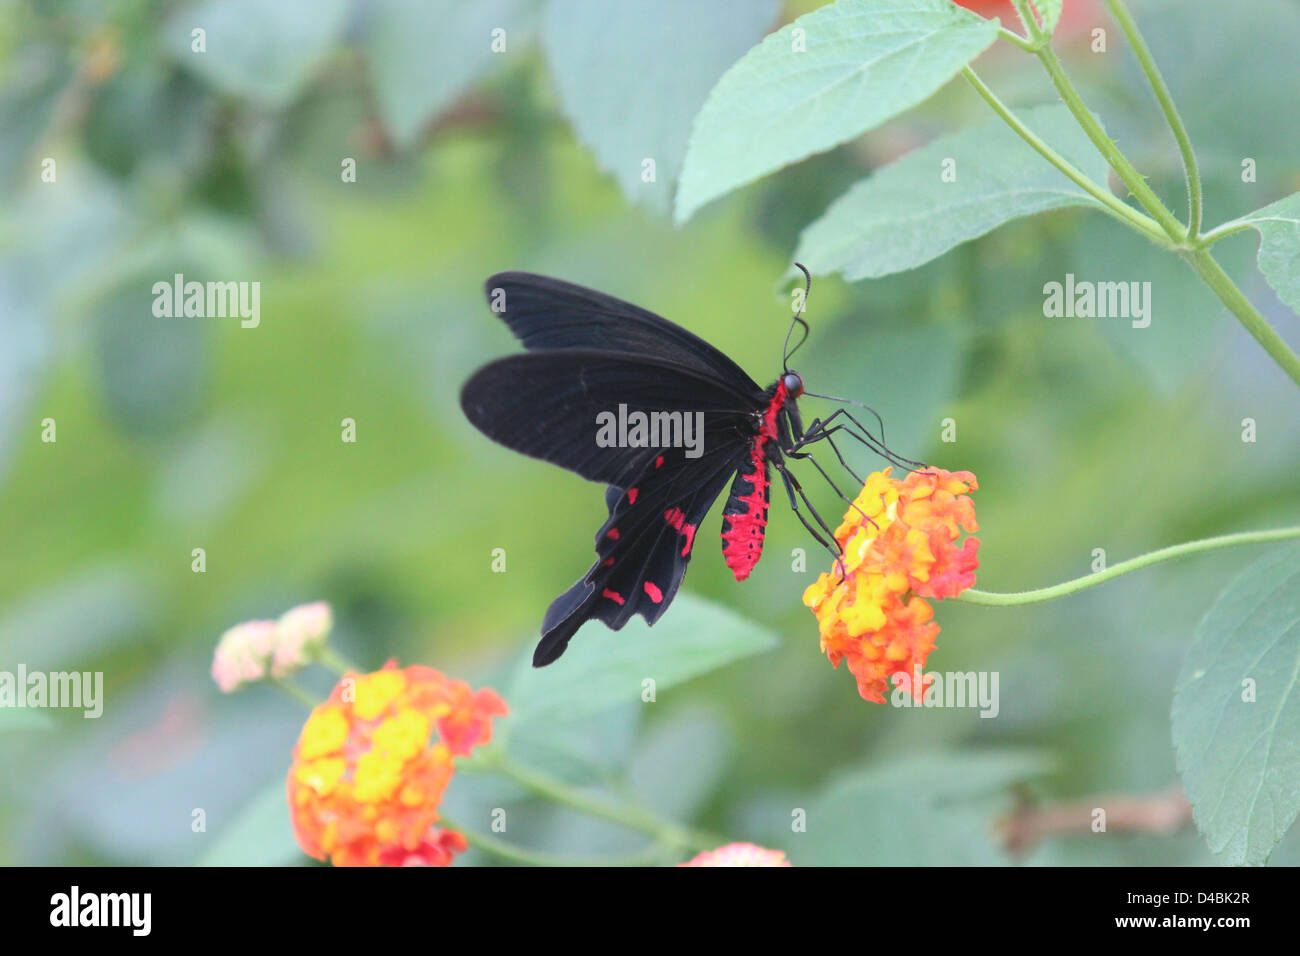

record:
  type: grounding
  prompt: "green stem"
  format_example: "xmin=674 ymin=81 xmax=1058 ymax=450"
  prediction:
xmin=956 ymin=527 xmax=1300 ymax=606
xmin=270 ymin=677 xmax=320 ymax=708
xmin=1197 ymin=220 xmax=1256 ymax=247
xmin=998 ymin=24 xmax=1038 ymax=53
xmin=317 ymin=646 xmax=359 ymax=675
xmin=1182 ymin=248 xmax=1300 ymax=388
xmin=961 ymin=67 xmax=1174 ymax=249
xmin=483 ymin=755 xmax=720 ymax=853
xmin=993 ymin=10 xmax=1300 ymax=389
xmin=439 ymin=813 xmax=667 ymax=867
xmin=1103 ymin=0 xmax=1202 ymax=237
xmin=1030 ymin=33 xmax=1188 ymax=242
xmin=1011 ymin=0 xmax=1047 ymax=40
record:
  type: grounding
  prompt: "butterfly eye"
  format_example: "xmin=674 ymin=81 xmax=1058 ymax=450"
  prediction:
xmin=782 ymin=372 xmax=804 ymax=397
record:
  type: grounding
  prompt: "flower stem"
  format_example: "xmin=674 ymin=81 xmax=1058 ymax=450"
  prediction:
xmin=1196 ymin=220 xmax=1256 ymax=247
xmin=317 ymin=646 xmax=359 ymax=676
xmin=481 ymin=754 xmax=720 ymax=853
xmin=998 ymin=24 xmax=1038 ymax=53
xmin=270 ymin=677 xmax=320 ymax=708
xmin=1029 ymin=26 xmax=1188 ymax=242
xmin=960 ymin=66 xmax=1174 ymax=249
xmin=983 ymin=12 xmax=1300 ymax=389
xmin=438 ymin=813 xmax=667 ymax=867
xmin=956 ymin=527 xmax=1300 ymax=606
xmin=1102 ymin=0 xmax=1202 ymax=237
xmin=1180 ymin=247 xmax=1300 ymax=388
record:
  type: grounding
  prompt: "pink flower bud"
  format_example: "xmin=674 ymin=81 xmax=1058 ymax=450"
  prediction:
xmin=271 ymin=602 xmax=333 ymax=678
xmin=211 ymin=620 xmax=279 ymax=693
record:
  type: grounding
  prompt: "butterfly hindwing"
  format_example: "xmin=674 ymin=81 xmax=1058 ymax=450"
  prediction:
xmin=534 ymin=437 xmax=750 ymax=666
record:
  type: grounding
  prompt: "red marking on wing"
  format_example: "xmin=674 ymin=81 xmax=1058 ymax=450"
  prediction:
xmin=601 ymin=557 xmax=615 ymax=567
xmin=606 ymin=527 xmax=620 ymax=540
xmin=627 ymin=487 xmax=638 ymax=504
xmin=643 ymin=581 xmax=663 ymax=603
xmin=664 ymin=507 xmax=698 ymax=557
xmin=601 ymin=588 xmax=625 ymax=605
xmin=721 ymin=381 xmax=788 ymax=582
xmin=654 ymin=455 xmax=664 ymax=468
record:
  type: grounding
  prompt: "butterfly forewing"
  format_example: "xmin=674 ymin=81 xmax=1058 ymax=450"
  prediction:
xmin=460 ymin=350 xmax=762 ymax=488
xmin=484 ymin=272 xmax=761 ymax=390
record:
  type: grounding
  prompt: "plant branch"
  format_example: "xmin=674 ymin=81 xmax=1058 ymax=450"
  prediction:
xmin=1181 ymin=248 xmax=1300 ymax=388
xmin=998 ymin=24 xmax=1038 ymax=53
xmin=957 ymin=526 xmax=1300 ymax=606
xmin=439 ymin=812 xmax=666 ymax=867
xmin=270 ymin=678 xmax=320 ymax=708
xmin=1028 ymin=32 xmax=1188 ymax=242
xmin=1196 ymin=220 xmax=1256 ymax=247
xmin=1000 ymin=785 xmax=1191 ymax=854
xmin=475 ymin=753 xmax=721 ymax=853
xmin=961 ymin=66 xmax=1175 ymax=249
xmin=1103 ymin=0 xmax=1203 ymax=237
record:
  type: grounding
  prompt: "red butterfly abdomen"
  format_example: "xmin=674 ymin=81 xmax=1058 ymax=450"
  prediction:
xmin=720 ymin=454 xmax=770 ymax=581
xmin=719 ymin=381 xmax=787 ymax=582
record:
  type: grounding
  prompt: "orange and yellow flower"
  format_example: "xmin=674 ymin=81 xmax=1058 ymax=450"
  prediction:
xmin=803 ymin=467 xmax=979 ymax=703
xmin=286 ymin=661 xmax=507 ymax=867
xmin=678 ymin=842 xmax=792 ymax=867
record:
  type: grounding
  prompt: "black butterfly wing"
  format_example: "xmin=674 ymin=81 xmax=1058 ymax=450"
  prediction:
xmin=460 ymin=350 xmax=763 ymax=488
xmin=463 ymin=276 xmax=772 ymax=666
xmin=534 ymin=434 xmax=751 ymax=665
xmin=484 ymin=272 xmax=762 ymax=391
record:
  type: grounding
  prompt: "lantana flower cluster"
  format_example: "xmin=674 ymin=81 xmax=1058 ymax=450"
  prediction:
xmin=803 ymin=467 xmax=979 ymax=703
xmin=286 ymin=661 xmax=507 ymax=867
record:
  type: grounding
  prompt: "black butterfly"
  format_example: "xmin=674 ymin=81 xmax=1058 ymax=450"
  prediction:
xmin=460 ymin=269 xmax=919 ymax=667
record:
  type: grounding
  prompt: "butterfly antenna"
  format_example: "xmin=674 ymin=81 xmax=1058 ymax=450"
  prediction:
xmin=802 ymin=390 xmax=889 ymax=447
xmin=782 ymin=262 xmax=812 ymax=373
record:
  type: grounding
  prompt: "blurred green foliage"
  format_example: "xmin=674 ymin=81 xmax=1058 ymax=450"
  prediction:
xmin=0 ymin=0 xmax=1298 ymax=866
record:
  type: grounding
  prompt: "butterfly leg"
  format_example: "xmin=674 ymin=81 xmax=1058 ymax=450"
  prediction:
xmin=775 ymin=463 xmax=849 ymax=578
xmin=797 ymin=408 xmax=928 ymax=472
xmin=789 ymin=419 xmax=865 ymax=485
xmin=784 ymin=446 xmax=875 ymax=530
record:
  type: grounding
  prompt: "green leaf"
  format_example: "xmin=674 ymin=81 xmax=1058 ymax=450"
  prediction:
xmin=795 ymin=104 xmax=1108 ymax=280
xmin=542 ymin=0 xmax=779 ymax=216
xmin=363 ymin=0 xmax=533 ymax=148
xmin=674 ymin=0 xmax=1000 ymax=224
xmin=167 ymin=0 xmax=349 ymax=108
xmin=197 ymin=777 xmax=302 ymax=866
xmin=505 ymin=593 xmax=779 ymax=723
xmin=1223 ymin=191 xmax=1300 ymax=317
xmin=1172 ymin=543 xmax=1300 ymax=866
xmin=789 ymin=749 xmax=1048 ymax=865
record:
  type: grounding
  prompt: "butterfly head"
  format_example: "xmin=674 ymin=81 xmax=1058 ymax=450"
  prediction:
xmin=781 ymin=371 xmax=804 ymax=398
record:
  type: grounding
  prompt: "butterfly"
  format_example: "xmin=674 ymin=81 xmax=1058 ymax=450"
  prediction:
xmin=460 ymin=269 xmax=919 ymax=667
